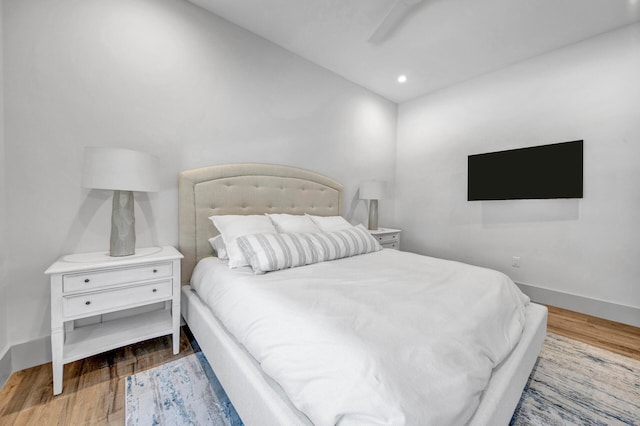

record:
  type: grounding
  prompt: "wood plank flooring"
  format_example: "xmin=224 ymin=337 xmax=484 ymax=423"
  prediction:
xmin=546 ymin=305 xmax=640 ymax=361
xmin=0 ymin=306 xmax=638 ymax=425
xmin=0 ymin=331 xmax=194 ymax=425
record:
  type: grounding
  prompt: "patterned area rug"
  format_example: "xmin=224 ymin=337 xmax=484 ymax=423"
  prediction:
xmin=125 ymin=352 xmax=242 ymax=425
xmin=511 ymin=333 xmax=640 ymax=425
xmin=125 ymin=333 xmax=640 ymax=425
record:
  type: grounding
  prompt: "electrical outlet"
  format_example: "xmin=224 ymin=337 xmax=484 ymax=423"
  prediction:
xmin=512 ymin=256 xmax=521 ymax=268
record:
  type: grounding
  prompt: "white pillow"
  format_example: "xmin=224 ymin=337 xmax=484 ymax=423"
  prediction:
xmin=237 ymin=232 xmax=323 ymax=275
xmin=209 ymin=215 xmax=278 ymax=268
xmin=306 ymin=214 xmax=353 ymax=232
xmin=267 ymin=213 xmax=322 ymax=233
xmin=312 ymin=224 xmax=382 ymax=261
xmin=208 ymin=235 xmax=228 ymax=260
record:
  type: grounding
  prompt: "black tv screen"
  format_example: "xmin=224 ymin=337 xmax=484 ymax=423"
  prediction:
xmin=468 ymin=140 xmax=583 ymax=201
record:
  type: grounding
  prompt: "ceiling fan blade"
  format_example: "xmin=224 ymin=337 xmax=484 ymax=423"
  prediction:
xmin=368 ymin=0 xmax=425 ymax=44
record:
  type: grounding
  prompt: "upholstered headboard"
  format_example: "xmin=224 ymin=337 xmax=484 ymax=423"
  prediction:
xmin=178 ymin=163 xmax=344 ymax=283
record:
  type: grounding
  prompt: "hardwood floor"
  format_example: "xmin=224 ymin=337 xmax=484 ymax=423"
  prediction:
xmin=0 ymin=331 xmax=194 ymax=425
xmin=546 ymin=305 xmax=640 ymax=361
xmin=0 ymin=306 xmax=638 ymax=425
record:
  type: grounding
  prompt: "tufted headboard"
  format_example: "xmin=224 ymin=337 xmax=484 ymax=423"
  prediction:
xmin=178 ymin=163 xmax=344 ymax=283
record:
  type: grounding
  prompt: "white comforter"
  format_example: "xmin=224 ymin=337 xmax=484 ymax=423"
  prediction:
xmin=191 ymin=249 xmax=529 ymax=426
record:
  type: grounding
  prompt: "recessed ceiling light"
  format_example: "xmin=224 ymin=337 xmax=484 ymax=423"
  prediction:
xmin=397 ymin=75 xmax=407 ymax=83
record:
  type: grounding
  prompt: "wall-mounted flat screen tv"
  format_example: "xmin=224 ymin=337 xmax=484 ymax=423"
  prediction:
xmin=468 ymin=140 xmax=583 ymax=201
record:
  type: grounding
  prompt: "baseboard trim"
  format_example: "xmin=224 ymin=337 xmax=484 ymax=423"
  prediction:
xmin=11 ymin=335 xmax=52 ymax=372
xmin=516 ymin=282 xmax=640 ymax=328
xmin=0 ymin=336 xmax=52 ymax=392
xmin=0 ymin=346 xmax=11 ymax=390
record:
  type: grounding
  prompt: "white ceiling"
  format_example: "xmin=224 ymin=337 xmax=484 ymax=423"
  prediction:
xmin=188 ymin=0 xmax=640 ymax=103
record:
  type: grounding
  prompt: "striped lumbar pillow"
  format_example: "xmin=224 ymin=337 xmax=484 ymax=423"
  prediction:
xmin=237 ymin=225 xmax=382 ymax=274
xmin=312 ymin=224 xmax=382 ymax=261
xmin=237 ymin=232 xmax=324 ymax=274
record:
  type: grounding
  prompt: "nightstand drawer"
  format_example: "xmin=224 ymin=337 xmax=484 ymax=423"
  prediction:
xmin=375 ymin=233 xmax=399 ymax=244
xmin=369 ymin=228 xmax=401 ymax=251
xmin=63 ymin=280 xmax=173 ymax=317
xmin=63 ymin=262 xmax=173 ymax=293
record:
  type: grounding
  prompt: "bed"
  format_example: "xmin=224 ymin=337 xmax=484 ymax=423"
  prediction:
xmin=178 ymin=163 xmax=548 ymax=425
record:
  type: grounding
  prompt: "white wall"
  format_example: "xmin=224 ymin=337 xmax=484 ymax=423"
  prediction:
xmin=3 ymin=0 xmax=396 ymax=349
xmin=396 ymin=24 xmax=640 ymax=324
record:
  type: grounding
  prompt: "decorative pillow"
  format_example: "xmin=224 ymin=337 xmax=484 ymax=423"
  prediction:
xmin=237 ymin=225 xmax=382 ymax=274
xmin=306 ymin=215 xmax=353 ymax=232
xmin=209 ymin=215 xmax=278 ymax=268
xmin=266 ymin=213 xmax=322 ymax=233
xmin=237 ymin=232 xmax=324 ymax=275
xmin=312 ymin=224 xmax=382 ymax=261
xmin=208 ymin=235 xmax=228 ymax=260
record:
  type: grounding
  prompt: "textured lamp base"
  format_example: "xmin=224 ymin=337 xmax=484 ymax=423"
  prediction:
xmin=368 ymin=199 xmax=379 ymax=230
xmin=110 ymin=190 xmax=136 ymax=257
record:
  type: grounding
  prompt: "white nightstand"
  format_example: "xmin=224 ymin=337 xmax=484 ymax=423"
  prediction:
xmin=45 ymin=246 xmax=183 ymax=395
xmin=369 ymin=228 xmax=401 ymax=250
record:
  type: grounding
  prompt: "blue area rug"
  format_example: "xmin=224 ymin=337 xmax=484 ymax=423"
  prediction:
xmin=125 ymin=333 xmax=640 ymax=425
xmin=125 ymin=352 xmax=242 ymax=426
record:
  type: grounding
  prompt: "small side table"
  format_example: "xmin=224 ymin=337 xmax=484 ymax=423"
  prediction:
xmin=45 ymin=246 xmax=183 ymax=395
xmin=369 ymin=228 xmax=401 ymax=250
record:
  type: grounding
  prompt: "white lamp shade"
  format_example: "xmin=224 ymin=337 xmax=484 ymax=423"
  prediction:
xmin=82 ymin=147 xmax=160 ymax=192
xmin=360 ymin=180 xmax=387 ymax=200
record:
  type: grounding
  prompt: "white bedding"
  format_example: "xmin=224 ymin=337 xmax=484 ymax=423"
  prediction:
xmin=191 ymin=249 xmax=530 ymax=426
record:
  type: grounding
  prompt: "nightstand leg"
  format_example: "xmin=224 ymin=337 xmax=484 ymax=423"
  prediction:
xmin=172 ymin=299 xmax=180 ymax=355
xmin=51 ymin=327 xmax=64 ymax=395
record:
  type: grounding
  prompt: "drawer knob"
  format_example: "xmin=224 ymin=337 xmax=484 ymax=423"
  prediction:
xmin=84 ymin=279 xmax=90 ymax=283
xmin=152 ymin=288 xmax=157 ymax=293
xmin=153 ymin=269 xmax=158 ymax=273
xmin=85 ymin=301 xmax=91 ymax=305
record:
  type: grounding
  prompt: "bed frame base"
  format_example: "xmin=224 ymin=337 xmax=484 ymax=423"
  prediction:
xmin=182 ymin=285 xmax=547 ymax=426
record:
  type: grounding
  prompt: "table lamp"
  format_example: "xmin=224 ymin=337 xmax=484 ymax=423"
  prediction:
xmin=360 ymin=180 xmax=387 ymax=230
xmin=82 ymin=147 xmax=159 ymax=257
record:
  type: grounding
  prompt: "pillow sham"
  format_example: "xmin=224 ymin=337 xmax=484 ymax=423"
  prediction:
xmin=306 ymin=214 xmax=353 ymax=232
xmin=237 ymin=225 xmax=382 ymax=274
xmin=267 ymin=213 xmax=322 ymax=233
xmin=208 ymin=235 xmax=228 ymax=260
xmin=209 ymin=215 xmax=278 ymax=268
xmin=237 ymin=232 xmax=323 ymax=275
